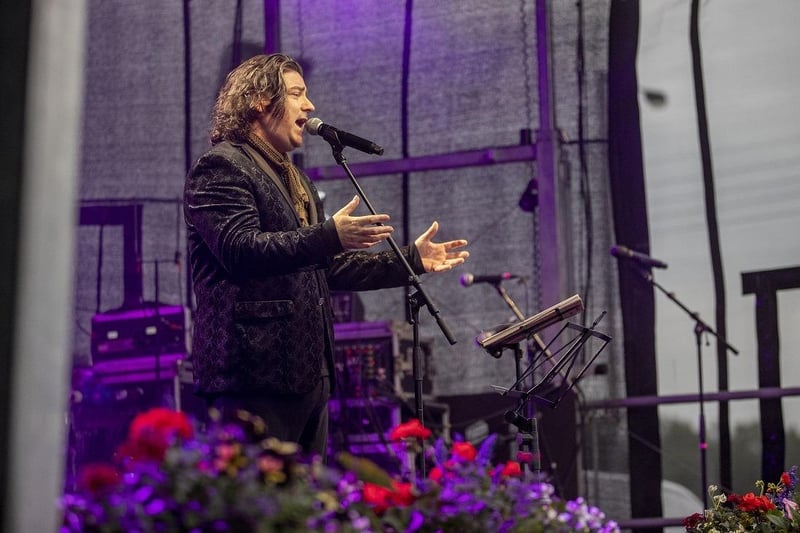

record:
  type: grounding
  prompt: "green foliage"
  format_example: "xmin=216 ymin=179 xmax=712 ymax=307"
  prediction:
xmin=61 ymin=409 xmax=621 ymax=532
xmin=661 ymin=418 xmax=800 ymax=499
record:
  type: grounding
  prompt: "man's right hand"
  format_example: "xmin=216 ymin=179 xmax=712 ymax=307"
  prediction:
xmin=332 ymin=195 xmax=394 ymax=250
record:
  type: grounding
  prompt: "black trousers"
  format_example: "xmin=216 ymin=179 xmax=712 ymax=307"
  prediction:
xmin=210 ymin=376 xmax=331 ymax=458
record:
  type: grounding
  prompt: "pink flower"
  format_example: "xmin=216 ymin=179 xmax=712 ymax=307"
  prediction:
xmin=784 ymin=498 xmax=798 ymax=521
xmin=517 ymin=451 xmax=534 ymax=464
xmin=214 ymin=443 xmax=239 ymax=472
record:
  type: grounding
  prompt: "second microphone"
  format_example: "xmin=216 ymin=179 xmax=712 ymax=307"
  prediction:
xmin=460 ymin=272 xmax=521 ymax=287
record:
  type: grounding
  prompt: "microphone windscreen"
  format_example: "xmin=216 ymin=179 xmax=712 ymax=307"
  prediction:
xmin=305 ymin=117 xmax=323 ymax=135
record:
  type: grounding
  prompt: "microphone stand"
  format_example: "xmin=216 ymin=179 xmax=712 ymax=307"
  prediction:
xmin=491 ymin=282 xmax=528 ymax=380
xmin=483 ymin=282 xmax=548 ymax=483
xmin=491 ymin=281 xmax=555 ymax=379
xmin=325 ymin=140 xmax=457 ymax=478
xmin=488 ymin=281 xmax=543 ymax=481
xmin=632 ymin=266 xmax=738 ymax=509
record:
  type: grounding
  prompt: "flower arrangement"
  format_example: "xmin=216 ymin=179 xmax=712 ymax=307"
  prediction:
xmin=684 ymin=466 xmax=799 ymax=532
xmin=61 ymin=407 xmax=619 ymax=532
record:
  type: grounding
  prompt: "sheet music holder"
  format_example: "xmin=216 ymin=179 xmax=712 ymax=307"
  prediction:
xmin=478 ymin=294 xmax=584 ymax=355
xmin=491 ymin=311 xmax=611 ymax=408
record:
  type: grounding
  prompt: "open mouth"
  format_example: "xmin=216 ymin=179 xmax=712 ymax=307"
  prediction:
xmin=296 ymin=118 xmax=307 ymax=130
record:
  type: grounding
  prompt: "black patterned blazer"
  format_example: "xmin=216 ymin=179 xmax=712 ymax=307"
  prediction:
xmin=184 ymin=140 xmax=423 ymax=396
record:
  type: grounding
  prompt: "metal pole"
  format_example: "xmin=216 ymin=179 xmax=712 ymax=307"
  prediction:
xmin=535 ymin=0 xmax=569 ymax=307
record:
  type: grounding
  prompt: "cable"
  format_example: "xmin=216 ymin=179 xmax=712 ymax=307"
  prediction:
xmin=576 ymin=0 xmax=594 ymax=328
xmin=174 ymin=200 xmax=184 ymax=307
xmin=400 ymin=0 xmax=413 ymax=246
xmin=182 ymin=0 xmax=194 ymax=313
xmin=232 ymin=0 xmax=243 ymax=67
xmin=690 ymin=0 xmax=733 ymax=491
xmin=400 ymin=0 xmax=415 ymax=321
xmin=519 ymin=0 xmax=542 ymax=317
xmin=95 ymin=225 xmax=104 ymax=314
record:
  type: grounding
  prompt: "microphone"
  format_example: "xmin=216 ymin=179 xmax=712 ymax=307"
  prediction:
xmin=610 ymin=245 xmax=668 ymax=269
xmin=305 ymin=117 xmax=384 ymax=155
xmin=460 ymin=272 xmax=520 ymax=287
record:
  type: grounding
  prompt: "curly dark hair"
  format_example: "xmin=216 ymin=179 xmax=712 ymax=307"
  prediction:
xmin=209 ymin=53 xmax=304 ymax=144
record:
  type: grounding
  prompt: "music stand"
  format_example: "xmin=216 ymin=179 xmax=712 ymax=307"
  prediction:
xmin=479 ymin=294 xmax=584 ymax=356
xmin=480 ymin=296 xmax=611 ymax=481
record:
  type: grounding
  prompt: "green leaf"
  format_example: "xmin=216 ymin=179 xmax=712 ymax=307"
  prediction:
xmin=335 ymin=451 xmax=394 ymax=488
xmin=765 ymin=512 xmax=788 ymax=527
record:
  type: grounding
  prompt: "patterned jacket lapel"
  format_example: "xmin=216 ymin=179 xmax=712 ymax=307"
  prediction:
xmin=240 ymin=143 xmax=302 ymax=225
xmin=240 ymin=143 xmax=319 ymax=226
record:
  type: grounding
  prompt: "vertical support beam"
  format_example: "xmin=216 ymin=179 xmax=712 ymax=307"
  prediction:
xmin=742 ymin=267 xmax=800 ymax=484
xmin=4 ymin=1 xmax=86 ymax=532
xmin=0 ymin=1 xmax=31 ymax=530
xmin=608 ymin=2 xmax=663 ymax=528
xmin=535 ymin=0 xmax=572 ymax=307
xmin=533 ymin=0 xmax=578 ymax=501
xmin=263 ymin=0 xmax=280 ymax=54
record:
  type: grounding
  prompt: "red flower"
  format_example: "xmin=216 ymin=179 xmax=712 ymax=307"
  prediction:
xmin=738 ymin=492 xmax=776 ymax=512
xmin=391 ymin=481 xmax=415 ymax=507
xmin=451 ymin=441 xmax=477 ymax=462
xmin=781 ymin=472 xmax=792 ymax=487
xmin=116 ymin=432 xmax=164 ymax=462
xmin=389 ymin=418 xmax=431 ymax=441
xmin=500 ymin=460 xmax=523 ymax=478
xmin=683 ymin=512 xmax=704 ymax=529
xmin=78 ymin=463 xmax=120 ymax=495
xmin=118 ymin=408 xmax=193 ymax=462
xmin=129 ymin=407 xmax=193 ymax=441
xmin=428 ymin=460 xmax=459 ymax=484
xmin=363 ymin=482 xmax=391 ymax=512
xmin=362 ymin=481 xmax=415 ymax=515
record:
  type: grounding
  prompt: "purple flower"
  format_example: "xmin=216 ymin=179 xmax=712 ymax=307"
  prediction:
xmin=144 ymin=498 xmax=166 ymax=514
xmin=406 ymin=510 xmax=425 ymax=532
xmin=133 ymin=485 xmax=153 ymax=503
xmin=61 ymin=419 xmax=621 ymax=533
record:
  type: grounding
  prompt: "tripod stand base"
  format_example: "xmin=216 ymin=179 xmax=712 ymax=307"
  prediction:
xmin=439 ymin=391 xmax=580 ymax=499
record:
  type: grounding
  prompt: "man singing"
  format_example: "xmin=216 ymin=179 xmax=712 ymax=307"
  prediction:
xmin=184 ymin=53 xmax=469 ymax=456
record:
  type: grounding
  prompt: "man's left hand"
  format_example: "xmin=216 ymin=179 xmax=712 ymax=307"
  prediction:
xmin=414 ymin=221 xmax=469 ymax=273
